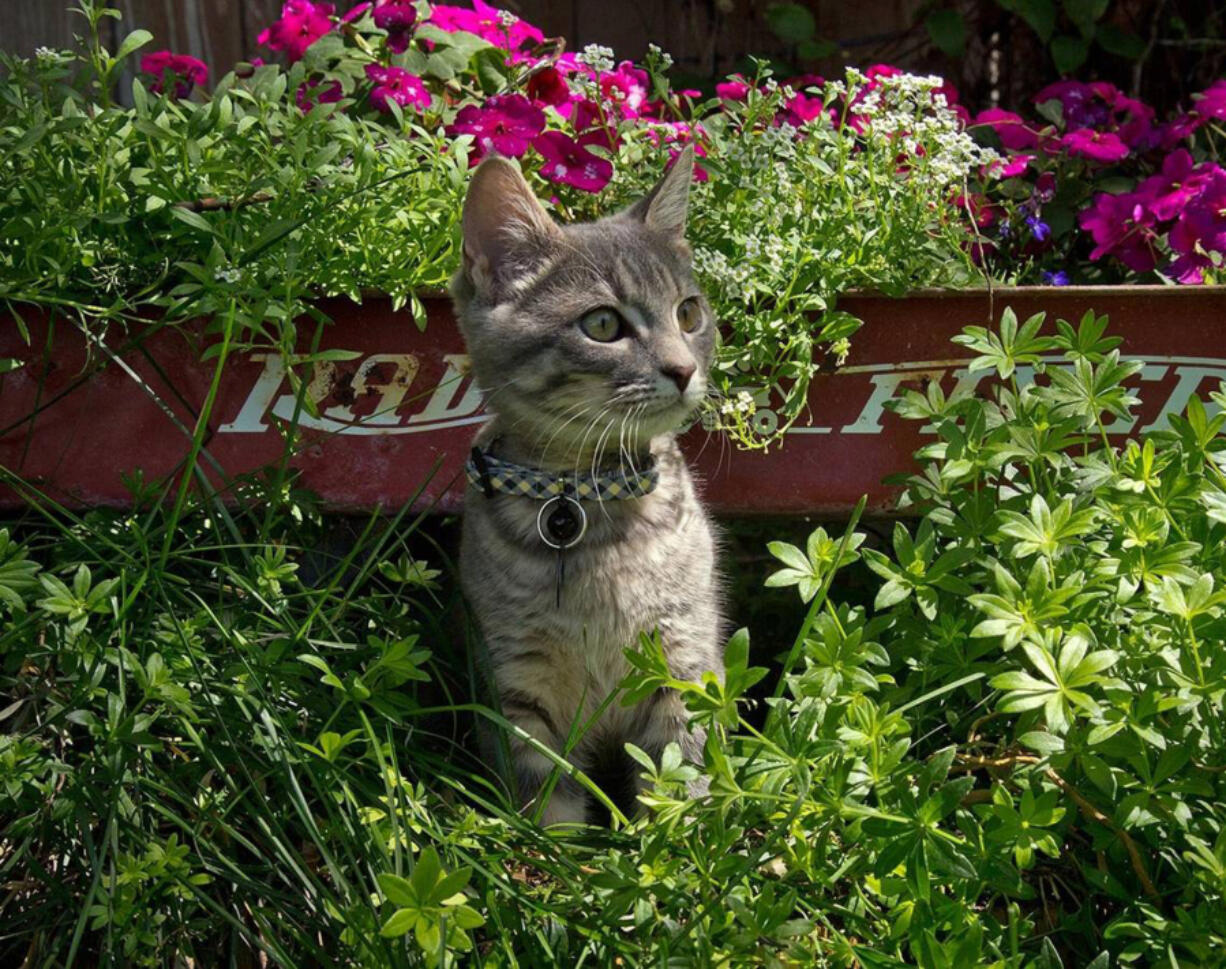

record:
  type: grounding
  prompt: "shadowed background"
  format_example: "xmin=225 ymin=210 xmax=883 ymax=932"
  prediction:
xmin=2 ymin=1 xmax=1221 ymax=114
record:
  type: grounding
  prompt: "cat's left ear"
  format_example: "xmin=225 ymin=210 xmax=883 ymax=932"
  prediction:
xmin=628 ymin=146 xmax=693 ymax=239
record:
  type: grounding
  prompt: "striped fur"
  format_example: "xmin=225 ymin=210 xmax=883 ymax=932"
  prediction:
xmin=452 ymin=151 xmax=724 ymax=824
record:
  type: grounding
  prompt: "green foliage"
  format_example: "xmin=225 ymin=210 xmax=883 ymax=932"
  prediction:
xmin=5 ymin=306 xmax=1224 ymax=965
xmin=931 ymin=0 xmax=1147 ymax=72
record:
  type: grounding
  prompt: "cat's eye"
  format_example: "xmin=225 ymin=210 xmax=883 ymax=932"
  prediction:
xmin=677 ymin=297 xmax=703 ymax=333
xmin=578 ymin=307 xmax=626 ymax=343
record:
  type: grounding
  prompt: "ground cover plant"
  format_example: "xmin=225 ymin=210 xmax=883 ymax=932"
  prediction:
xmin=3 ymin=308 xmax=1225 ymax=967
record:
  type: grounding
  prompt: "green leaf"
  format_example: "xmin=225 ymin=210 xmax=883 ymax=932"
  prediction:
xmin=378 ymin=873 xmax=417 ymax=908
xmin=1050 ymin=34 xmax=1090 ymax=73
xmin=925 ymin=9 xmax=966 ymax=57
xmin=1096 ymin=23 xmax=1146 ymax=57
xmin=169 ymin=206 xmax=216 ymax=236
xmin=115 ymin=29 xmax=154 ymax=63
xmin=380 ymin=908 xmax=416 ymax=938
xmin=1008 ymin=0 xmax=1057 ymax=41
xmin=765 ymin=3 xmax=816 ymax=43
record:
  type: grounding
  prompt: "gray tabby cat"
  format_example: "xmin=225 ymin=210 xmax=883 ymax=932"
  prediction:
xmin=451 ymin=147 xmax=724 ymax=825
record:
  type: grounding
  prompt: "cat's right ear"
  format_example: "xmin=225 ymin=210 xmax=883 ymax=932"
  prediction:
xmin=461 ymin=157 xmax=561 ymax=300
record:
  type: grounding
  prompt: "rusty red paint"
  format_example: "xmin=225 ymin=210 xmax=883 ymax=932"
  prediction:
xmin=2 ymin=288 xmax=1225 ymax=516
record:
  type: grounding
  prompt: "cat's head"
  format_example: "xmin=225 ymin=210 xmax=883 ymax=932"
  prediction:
xmin=451 ymin=149 xmax=714 ymax=461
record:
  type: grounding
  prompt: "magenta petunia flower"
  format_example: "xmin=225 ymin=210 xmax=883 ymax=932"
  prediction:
xmin=974 ymin=107 xmax=1040 ymax=151
xmin=1035 ymin=80 xmax=1116 ymax=129
xmin=139 ymin=50 xmax=208 ymax=98
xmin=1060 ymin=128 xmax=1130 ymax=163
xmin=373 ymin=1 xmax=417 ymax=52
xmin=429 ymin=0 xmax=544 ymax=50
xmin=341 ymin=2 xmax=370 ymax=21
xmin=1193 ymin=79 xmax=1226 ymax=121
xmin=258 ymin=1 xmax=336 ymax=62
xmin=987 ymin=153 xmax=1034 ymax=179
xmin=570 ymin=99 xmax=619 ymax=151
xmin=1159 ymin=113 xmax=1203 ymax=150
xmin=534 ymin=131 xmax=613 ymax=192
xmin=599 ymin=60 xmax=650 ymax=119
xmin=526 ymin=65 xmax=572 ymax=107
xmin=648 ymin=121 xmax=710 ymax=181
xmin=778 ymin=91 xmax=825 ymax=128
xmin=865 ymin=64 xmax=902 ymax=82
xmin=365 ymin=64 xmax=430 ymax=112
xmin=296 ymin=77 xmax=343 ymax=111
xmin=1168 ymin=170 xmax=1226 ymax=281
xmin=1133 ymin=149 xmax=1212 ymax=221
xmin=716 ymin=76 xmax=752 ymax=102
xmin=447 ymin=94 xmax=546 ymax=161
xmin=1078 ymin=191 xmax=1158 ymax=272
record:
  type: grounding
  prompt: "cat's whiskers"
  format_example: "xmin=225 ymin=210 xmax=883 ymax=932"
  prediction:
xmin=531 ymin=397 xmax=601 ymax=466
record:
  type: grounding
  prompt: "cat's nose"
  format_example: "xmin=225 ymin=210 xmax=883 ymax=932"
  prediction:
xmin=661 ymin=362 xmax=696 ymax=392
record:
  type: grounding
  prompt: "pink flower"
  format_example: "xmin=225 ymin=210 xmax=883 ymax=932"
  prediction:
xmin=1035 ymin=80 xmax=1116 ymax=129
xmin=1133 ymin=149 xmax=1211 ymax=221
xmin=526 ymin=66 xmax=572 ymax=107
xmin=296 ymin=77 xmax=343 ymax=111
xmin=647 ymin=121 xmax=709 ymax=181
xmin=1159 ymin=113 xmax=1203 ymax=150
xmin=139 ymin=50 xmax=208 ymax=98
xmin=1168 ymin=170 xmax=1226 ymax=281
xmin=865 ymin=64 xmax=902 ymax=82
xmin=974 ymin=107 xmax=1040 ymax=151
xmin=429 ymin=1 xmax=544 ymax=50
xmin=1060 ymin=128 xmax=1130 ymax=163
xmin=571 ymin=99 xmax=619 ymax=151
xmin=986 ymin=153 xmax=1034 ymax=179
xmin=534 ymin=131 xmax=613 ymax=192
xmin=1078 ymin=191 xmax=1158 ymax=273
xmin=600 ymin=60 xmax=650 ymax=119
xmin=778 ymin=91 xmax=825 ymax=128
xmin=446 ymin=93 xmax=546 ymax=160
xmin=373 ymin=1 xmax=417 ymax=52
xmin=716 ymin=76 xmax=752 ymax=102
xmin=341 ymin=2 xmax=371 ymax=21
xmin=1112 ymin=93 xmax=1156 ymax=148
xmin=257 ymin=1 xmax=336 ymax=62
xmin=365 ymin=64 xmax=430 ymax=112
xmin=1193 ymin=79 xmax=1226 ymax=121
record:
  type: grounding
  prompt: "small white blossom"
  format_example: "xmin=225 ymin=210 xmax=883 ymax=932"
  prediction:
xmin=214 ymin=267 xmax=242 ymax=284
xmin=576 ymin=44 xmax=615 ymax=74
xmin=646 ymin=43 xmax=673 ymax=70
xmin=497 ymin=9 xmax=518 ymax=27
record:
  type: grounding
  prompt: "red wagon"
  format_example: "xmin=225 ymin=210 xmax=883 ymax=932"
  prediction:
xmin=3 ymin=287 xmax=1224 ymax=515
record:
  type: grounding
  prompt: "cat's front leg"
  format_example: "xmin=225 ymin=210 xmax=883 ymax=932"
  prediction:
xmin=495 ymin=686 xmax=589 ymax=826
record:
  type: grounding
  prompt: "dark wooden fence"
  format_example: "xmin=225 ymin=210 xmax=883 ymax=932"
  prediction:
xmin=0 ymin=0 xmax=925 ymax=87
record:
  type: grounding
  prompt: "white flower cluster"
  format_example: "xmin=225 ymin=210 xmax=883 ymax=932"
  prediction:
xmin=576 ymin=44 xmax=615 ymax=74
xmin=855 ymin=70 xmax=1002 ymax=188
xmin=214 ymin=267 xmax=242 ymax=284
xmin=724 ymin=122 xmax=799 ymax=174
xmin=646 ymin=43 xmax=673 ymax=71
xmin=693 ymin=247 xmax=753 ymax=304
xmin=496 ymin=9 xmax=518 ymax=27
xmin=719 ymin=391 xmax=757 ymax=418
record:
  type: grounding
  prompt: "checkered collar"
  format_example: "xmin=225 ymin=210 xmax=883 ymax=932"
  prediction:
xmin=465 ymin=445 xmax=658 ymax=502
